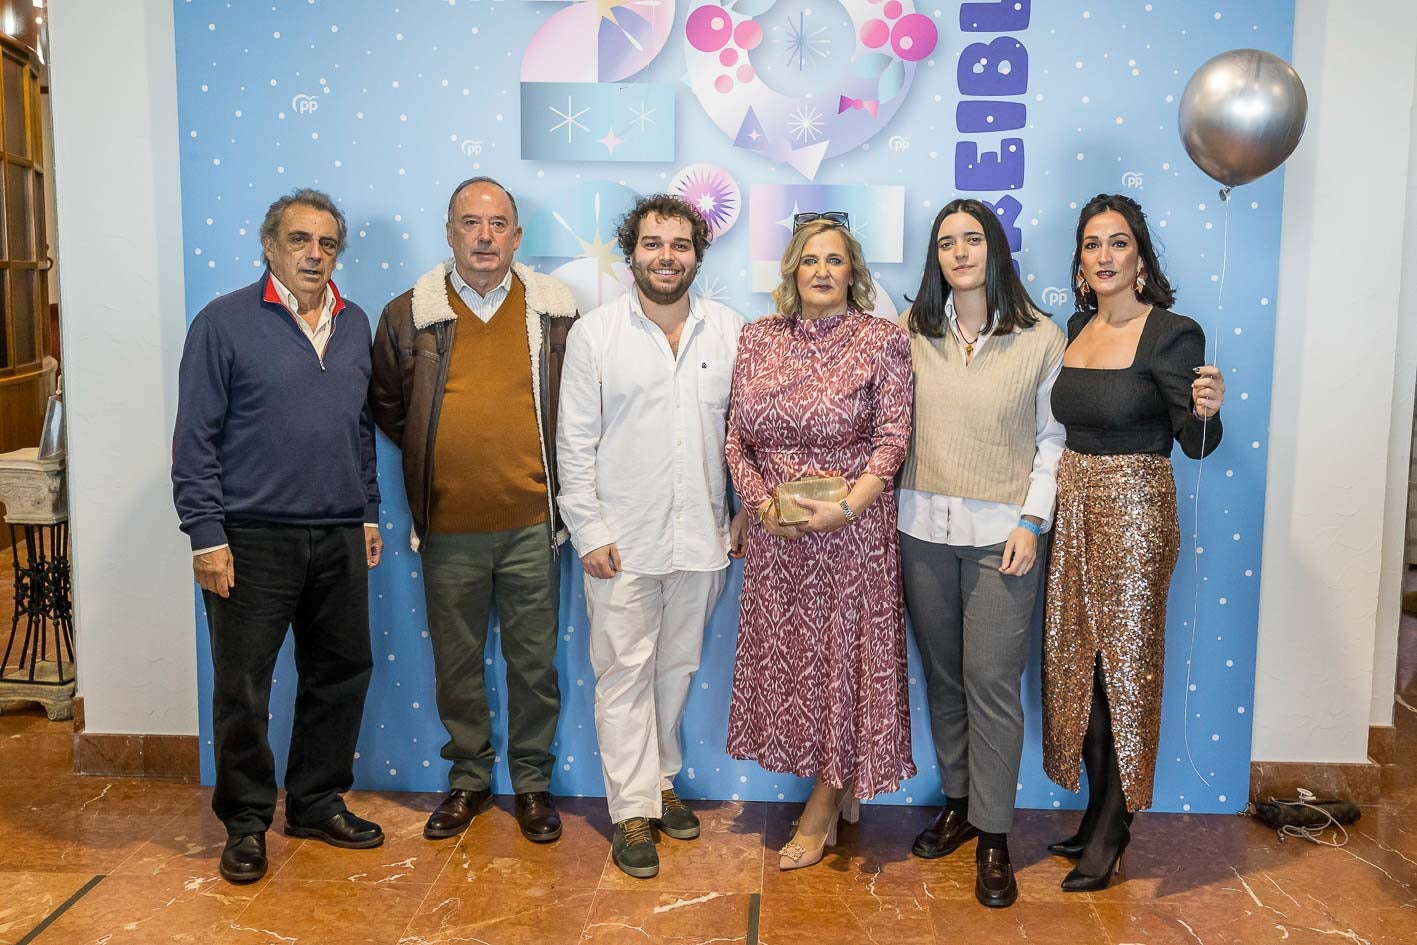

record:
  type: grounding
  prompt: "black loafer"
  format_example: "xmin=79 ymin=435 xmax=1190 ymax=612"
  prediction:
xmin=912 ymin=809 xmax=979 ymax=859
xmin=975 ymin=846 xmax=1018 ymax=908
xmin=424 ymin=788 xmax=493 ymax=839
xmin=284 ymin=809 xmax=384 ymax=849
xmin=219 ymin=832 xmax=267 ymax=884
xmin=514 ymin=791 xmax=562 ymax=843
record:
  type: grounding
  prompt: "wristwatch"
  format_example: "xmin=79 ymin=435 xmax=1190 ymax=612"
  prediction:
xmin=839 ymin=499 xmax=858 ymax=525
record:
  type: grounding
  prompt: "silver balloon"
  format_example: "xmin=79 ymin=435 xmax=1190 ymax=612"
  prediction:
xmin=1178 ymin=49 xmax=1307 ymax=192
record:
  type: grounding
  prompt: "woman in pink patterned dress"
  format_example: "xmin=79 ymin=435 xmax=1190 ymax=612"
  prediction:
xmin=725 ymin=215 xmax=914 ymax=871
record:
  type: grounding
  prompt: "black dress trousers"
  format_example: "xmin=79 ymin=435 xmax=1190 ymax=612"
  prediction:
xmin=203 ymin=522 xmax=372 ymax=835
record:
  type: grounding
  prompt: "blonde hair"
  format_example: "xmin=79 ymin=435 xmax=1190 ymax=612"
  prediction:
xmin=771 ymin=219 xmax=876 ymax=317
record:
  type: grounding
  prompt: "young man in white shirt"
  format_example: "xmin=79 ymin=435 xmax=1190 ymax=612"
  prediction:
xmin=556 ymin=194 xmax=749 ymax=879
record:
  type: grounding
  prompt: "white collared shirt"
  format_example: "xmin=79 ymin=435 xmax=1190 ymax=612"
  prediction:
xmin=269 ymin=273 xmax=337 ymax=358
xmin=449 ymin=265 xmax=513 ymax=322
xmin=556 ymin=290 xmax=746 ymax=574
xmin=897 ymin=300 xmax=1066 ymax=547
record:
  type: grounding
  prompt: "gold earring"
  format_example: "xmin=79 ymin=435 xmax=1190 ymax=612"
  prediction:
xmin=1075 ymin=271 xmax=1090 ymax=294
xmin=1134 ymin=269 xmax=1147 ymax=295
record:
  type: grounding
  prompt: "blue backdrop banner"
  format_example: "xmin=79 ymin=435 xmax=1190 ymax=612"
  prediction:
xmin=176 ymin=0 xmax=1293 ymax=815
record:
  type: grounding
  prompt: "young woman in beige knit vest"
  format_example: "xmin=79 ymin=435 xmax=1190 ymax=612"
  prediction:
xmin=897 ymin=197 xmax=1066 ymax=909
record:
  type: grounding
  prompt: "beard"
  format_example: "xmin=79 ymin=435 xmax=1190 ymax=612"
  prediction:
xmin=631 ymin=259 xmax=694 ymax=306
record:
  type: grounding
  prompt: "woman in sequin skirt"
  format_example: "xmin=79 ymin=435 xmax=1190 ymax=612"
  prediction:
xmin=1042 ymin=194 xmax=1226 ymax=891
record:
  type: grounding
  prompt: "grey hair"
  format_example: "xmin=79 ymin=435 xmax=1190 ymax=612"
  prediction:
xmin=446 ymin=176 xmax=519 ymax=224
xmin=259 ymin=188 xmax=348 ymax=255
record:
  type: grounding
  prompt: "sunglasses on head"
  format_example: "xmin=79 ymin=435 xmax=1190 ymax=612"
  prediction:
xmin=792 ymin=210 xmax=851 ymax=231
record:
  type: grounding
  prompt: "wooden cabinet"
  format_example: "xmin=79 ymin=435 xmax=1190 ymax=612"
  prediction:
xmin=0 ymin=32 xmax=49 ymax=456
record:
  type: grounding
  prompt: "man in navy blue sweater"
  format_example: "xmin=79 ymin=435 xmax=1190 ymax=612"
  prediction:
xmin=172 ymin=188 xmax=385 ymax=884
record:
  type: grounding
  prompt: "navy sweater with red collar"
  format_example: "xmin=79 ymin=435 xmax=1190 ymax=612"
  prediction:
xmin=172 ymin=274 xmax=380 ymax=551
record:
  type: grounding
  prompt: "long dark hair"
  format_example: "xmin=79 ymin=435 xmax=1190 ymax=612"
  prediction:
xmin=906 ymin=198 xmax=1042 ymax=339
xmin=1070 ymin=193 xmax=1176 ymax=312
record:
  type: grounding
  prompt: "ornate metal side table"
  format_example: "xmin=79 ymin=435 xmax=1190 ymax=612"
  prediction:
xmin=0 ymin=447 xmax=73 ymax=720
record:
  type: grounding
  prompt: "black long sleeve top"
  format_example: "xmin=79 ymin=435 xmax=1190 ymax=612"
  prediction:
xmin=1050 ymin=308 xmax=1222 ymax=460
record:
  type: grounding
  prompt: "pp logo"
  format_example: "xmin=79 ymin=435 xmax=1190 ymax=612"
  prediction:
xmin=1121 ymin=170 xmax=1144 ymax=190
xmin=1040 ymin=286 xmax=1071 ymax=308
xmin=291 ymin=93 xmax=320 ymax=115
xmin=888 ymin=135 xmax=910 ymax=153
xmin=459 ymin=139 xmax=483 ymax=157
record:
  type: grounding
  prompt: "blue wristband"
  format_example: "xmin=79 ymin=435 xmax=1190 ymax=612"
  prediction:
xmin=1017 ymin=519 xmax=1042 ymax=536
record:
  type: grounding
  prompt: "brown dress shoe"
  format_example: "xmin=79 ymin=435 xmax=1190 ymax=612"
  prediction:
xmin=424 ymin=788 xmax=492 ymax=839
xmin=514 ymin=791 xmax=562 ymax=842
xmin=911 ymin=808 xmax=979 ymax=859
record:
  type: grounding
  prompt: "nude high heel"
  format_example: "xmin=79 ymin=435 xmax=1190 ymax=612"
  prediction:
xmin=779 ymin=787 xmax=858 ymax=870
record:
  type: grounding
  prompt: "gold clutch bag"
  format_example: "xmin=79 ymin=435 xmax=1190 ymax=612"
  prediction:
xmin=774 ymin=475 xmax=849 ymax=525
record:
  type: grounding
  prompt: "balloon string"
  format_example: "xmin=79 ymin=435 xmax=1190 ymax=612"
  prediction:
xmin=1181 ymin=193 xmax=1230 ymax=791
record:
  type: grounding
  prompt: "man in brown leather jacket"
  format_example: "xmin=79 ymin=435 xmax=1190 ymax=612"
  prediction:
xmin=369 ymin=176 xmax=577 ymax=844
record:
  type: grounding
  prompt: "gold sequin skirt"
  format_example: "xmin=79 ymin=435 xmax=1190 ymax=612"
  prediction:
xmin=1042 ymin=449 xmax=1179 ymax=813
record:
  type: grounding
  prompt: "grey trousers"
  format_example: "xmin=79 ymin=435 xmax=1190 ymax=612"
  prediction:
xmin=420 ymin=523 xmax=561 ymax=793
xmin=900 ymin=531 xmax=1046 ymax=833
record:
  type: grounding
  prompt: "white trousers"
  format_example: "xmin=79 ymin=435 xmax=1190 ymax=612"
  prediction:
xmin=585 ymin=567 xmax=727 ymax=823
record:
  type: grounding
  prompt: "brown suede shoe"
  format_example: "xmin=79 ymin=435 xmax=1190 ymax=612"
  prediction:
xmin=423 ymin=788 xmax=492 ymax=840
xmin=514 ymin=791 xmax=562 ymax=843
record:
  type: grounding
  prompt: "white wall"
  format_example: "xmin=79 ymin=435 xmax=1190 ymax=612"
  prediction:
xmin=1253 ymin=0 xmax=1417 ymax=763
xmin=48 ymin=0 xmax=196 ymax=734
xmin=1373 ymin=58 xmax=1417 ymax=728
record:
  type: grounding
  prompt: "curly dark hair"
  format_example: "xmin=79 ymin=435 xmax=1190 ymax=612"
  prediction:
xmin=615 ymin=194 xmax=712 ymax=264
xmin=1070 ymin=193 xmax=1177 ymax=312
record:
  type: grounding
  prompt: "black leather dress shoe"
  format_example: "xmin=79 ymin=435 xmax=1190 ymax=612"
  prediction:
xmin=219 ymin=832 xmax=267 ymax=884
xmin=911 ymin=809 xmax=979 ymax=859
xmin=284 ymin=809 xmax=384 ymax=849
xmin=424 ymin=788 xmax=493 ymax=839
xmin=1047 ymin=834 xmax=1085 ymax=858
xmin=514 ymin=791 xmax=562 ymax=843
xmin=975 ymin=846 xmax=1018 ymax=908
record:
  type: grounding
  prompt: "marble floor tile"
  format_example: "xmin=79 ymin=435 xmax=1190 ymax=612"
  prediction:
xmin=28 ymin=872 xmax=258 ymax=945
xmin=435 ymin=795 xmax=609 ymax=892
xmin=397 ymin=884 xmax=596 ymax=945
xmin=273 ymin=790 xmax=458 ymax=885
xmin=217 ymin=878 xmax=429 ymax=945
xmin=928 ymin=898 xmax=1108 ymax=945
xmin=1 ymin=774 xmax=195 ymax=821
xmin=580 ymin=890 xmax=752 ymax=944
xmin=0 ymin=813 xmax=176 ymax=874
xmin=758 ymin=892 xmax=937 ymax=945
xmin=0 ymin=871 xmax=93 ymax=945
xmin=0 ymin=730 xmax=74 ymax=779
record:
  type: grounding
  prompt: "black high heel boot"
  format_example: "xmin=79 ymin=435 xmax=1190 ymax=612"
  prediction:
xmin=1061 ymin=833 xmax=1129 ymax=891
xmin=1050 ymin=656 xmax=1111 ymax=859
xmin=1060 ymin=657 xmax=1132 ymax=891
